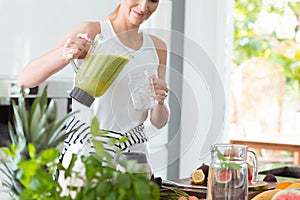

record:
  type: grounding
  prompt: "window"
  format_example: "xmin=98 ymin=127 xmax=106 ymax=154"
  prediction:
xmin=229 ymin=0 xmax=300 ymax=164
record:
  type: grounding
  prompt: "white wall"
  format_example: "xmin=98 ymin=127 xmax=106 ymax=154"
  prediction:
xmin=0 ymin=0 xmax=119 ymax=80
xmin=179 ymin=0 xmax=234 ymax=178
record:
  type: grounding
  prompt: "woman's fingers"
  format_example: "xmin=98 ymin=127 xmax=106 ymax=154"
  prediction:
xmin=76 ymin=33 xmax=92 ymax=43
xmin=151 ymin=75 xmax=168 ymax=103
xmin=62 ymin=33 xmax=92 ymax=61
xmin=155 ymin=90 xmax=168 ymax=103
xmin=152 ymin=76 xmax=168 ymax=93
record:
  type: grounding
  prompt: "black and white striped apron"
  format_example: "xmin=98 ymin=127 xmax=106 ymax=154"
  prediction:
xmin=58 ymin=116 xmax=148 ymax=164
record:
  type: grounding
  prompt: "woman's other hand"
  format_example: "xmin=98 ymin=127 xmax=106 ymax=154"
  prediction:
xmin=62 ymin=33 xmax=92 ymax=61
xmin=151 ymin=75 xmax=168 ymax=105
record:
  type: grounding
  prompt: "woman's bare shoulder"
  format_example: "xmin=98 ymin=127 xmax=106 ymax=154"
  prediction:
xmin=149 ymin=34 xmax=167 ymax=67
xmin=149 ymin=34 xmax=167 ymax=51
xmin=72 ymin=21 xmax=101 ymax=38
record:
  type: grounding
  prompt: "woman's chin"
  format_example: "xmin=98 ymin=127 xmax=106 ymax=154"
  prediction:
xmin=129 ymin=16 xmax=147 ymax=26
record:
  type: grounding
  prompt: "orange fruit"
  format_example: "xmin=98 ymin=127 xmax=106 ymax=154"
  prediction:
xmin=188 ymin=196 xmax=199 ymax=200
xmin=286 ymin=183 xmax=300 ymax=189
xmin=190 ymin=169 xmax=205 ymax=185
xmin=178 ymin=197 xmax=188 ymax=200
xmin=294 ymin=179 xmax=300 ymax=183
xmin=274 ymin=181 xmax=293 ymax=189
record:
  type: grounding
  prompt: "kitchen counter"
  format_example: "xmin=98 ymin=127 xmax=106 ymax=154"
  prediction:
xmin=164 ymin=178 xmax=277 ymax=200
xmin=164 ymin=164 xmax=300 ymax=199
xmin=258 ymin=163 xmax=300 ymax=182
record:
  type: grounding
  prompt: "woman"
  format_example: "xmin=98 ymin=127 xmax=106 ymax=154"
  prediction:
xmin=18 ymin=0 xmax=169 ymax=169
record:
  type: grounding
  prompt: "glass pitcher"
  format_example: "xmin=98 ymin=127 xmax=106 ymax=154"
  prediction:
xmin=70 ymin=34 xmax=132 ymax=107
xmin=206 ymin=144 xmax=258 ymax=200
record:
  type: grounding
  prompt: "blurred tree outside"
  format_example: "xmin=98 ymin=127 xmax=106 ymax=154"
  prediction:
xmin=231 ymin=0 xmax=300 ymax=136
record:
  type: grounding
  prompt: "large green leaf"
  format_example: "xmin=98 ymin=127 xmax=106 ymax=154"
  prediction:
xmin=133 ymin=179 xmax=152 ymax=200
xmin=11 ymin=101 xmax=25 ymax=139
xmin=47 ymin=111 xmax=77 ymax=146
xmin=17 ymin=97 xmax=30 ymax=139
xmin=38 ymin=148 xmax=60 ymax=165
xmin=29 ymin=101 xmax=43 ymax=140
xmin=45 ymin=99 xmax=57 ymax=123
xmin=8 ymin=122 xmax=16 ymax=145
xmin=39 ymin=85 xmax=48 ymax=110
xmin=92 ymin=139 xmax=104 ymax=157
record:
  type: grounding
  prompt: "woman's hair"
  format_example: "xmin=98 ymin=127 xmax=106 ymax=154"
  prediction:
xmin=106 ymin=3 xmax=120 ymax=20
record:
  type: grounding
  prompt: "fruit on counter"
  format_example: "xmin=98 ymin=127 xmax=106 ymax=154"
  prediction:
xmin=248 ymin=181 xmax=269 ymax=191
xmin=190 ymin=169 xmax=205 ymax=185
xmin=251 ymin=189 xmax=280 ymax=200
xmin=178 ymin=196 xmax=199 ymax=200
xmin=294 ymin=179 xmax=300 ymax=183
xmin=187 ymin=196 xmax=199 ymax=200
xmin=197 ymin=163 xmax=209 ymax=182
xmin=216 ymin=170 xmax=232 ymax=186
xmin=285 ymin=182 xmax=300 ymax=189
xmin=263 ymin=173 xmax=277 ymax=182
xmin=271 ymin=188 xmax=300 ymax=200
xmin=274 ymin=181 xmax=293 ymax=189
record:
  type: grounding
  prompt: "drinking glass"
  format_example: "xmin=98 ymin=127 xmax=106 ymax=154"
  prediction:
xmin=128 ymin=70 xmax=158 ymax=110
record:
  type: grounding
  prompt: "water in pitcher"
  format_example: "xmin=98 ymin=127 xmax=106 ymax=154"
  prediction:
xmin=207 ymin=165 xmax=248 ymax=200
xmin=206 ymin=144 xmax=258 ymax=200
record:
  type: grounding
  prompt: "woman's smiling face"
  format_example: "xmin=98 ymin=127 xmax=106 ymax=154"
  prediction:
xmin=121 ymin=0 xmax=159 ymax=26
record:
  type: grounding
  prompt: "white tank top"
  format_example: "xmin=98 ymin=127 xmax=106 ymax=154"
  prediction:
xmin=72 ymin=19 xmax=159 ymax=133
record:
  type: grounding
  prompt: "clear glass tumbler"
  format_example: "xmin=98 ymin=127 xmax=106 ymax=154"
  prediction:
xmin=128 ymin=70 xmax=158 ymax=110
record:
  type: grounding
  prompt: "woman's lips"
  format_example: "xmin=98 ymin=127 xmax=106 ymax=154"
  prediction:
xmin=132 ymin=9 xmax=147 ymax=18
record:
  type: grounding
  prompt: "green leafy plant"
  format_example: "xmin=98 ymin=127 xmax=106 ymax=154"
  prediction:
xmin=0 ymin=86 xmax=75 ymax=197
xmin=0 ymin=87 xmax=163 ymax=199
xmin=63 ymin=117 xmax=161 ymax=200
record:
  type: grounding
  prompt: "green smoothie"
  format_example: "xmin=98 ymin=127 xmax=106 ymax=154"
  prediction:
xmin=75 ymin=54 xmax=130 ymax=97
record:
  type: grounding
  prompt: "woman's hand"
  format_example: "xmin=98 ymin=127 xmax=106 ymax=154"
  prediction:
xmin=151 ymin=75 xmax=168 ymax=105
xmin=62 ymin=33 xmax=92 ymax=61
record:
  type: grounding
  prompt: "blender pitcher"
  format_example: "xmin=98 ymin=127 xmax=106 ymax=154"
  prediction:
xmin=70 ymin=34 xmax=132 ymax=107
xmin=206 ymin=144 xmax=258 ymax=200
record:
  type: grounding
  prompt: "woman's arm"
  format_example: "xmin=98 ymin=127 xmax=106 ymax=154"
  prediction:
xmin=149 ymin=35 xmax=170 ymax=129
xmin=17 ymin=22 xmax=100 ymax=88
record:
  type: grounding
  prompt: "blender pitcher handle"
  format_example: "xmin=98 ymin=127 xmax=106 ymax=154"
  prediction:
xmin=69 ymin=36 xmax=101 ymax=74
xmin=247 ymin=150 xmax=258 ymax=183
xmin=71 ymin=60 xmax=79 ymax=73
